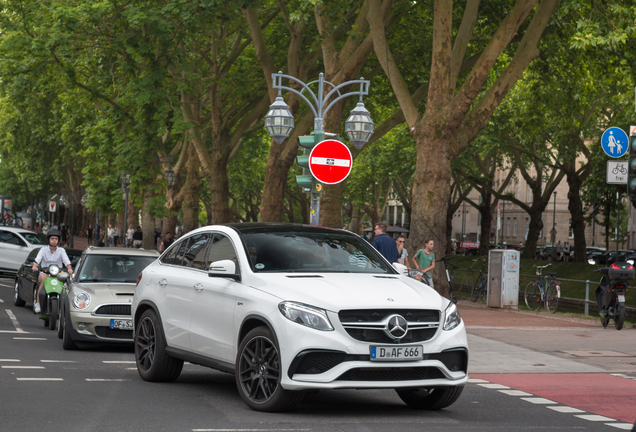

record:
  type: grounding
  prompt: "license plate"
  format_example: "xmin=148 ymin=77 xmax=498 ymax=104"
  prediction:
xmin=618 ymin=295 xmax=626 ymax=303
xmin=370 ymin=345 xmax=423 ymax=361
xmin=110 ymin=319 xmax=133 ymax=330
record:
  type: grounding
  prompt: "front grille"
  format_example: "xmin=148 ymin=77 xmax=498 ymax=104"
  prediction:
xmin=95 ymin=326 xmax=133 ymax=340
xmin=339 ymin=309 xmax=440 ymax=344
xmin=339 ymin=309 xmax=439 ymax=323
xmin=336 ymin=367 xmax=445 ymax=381
xmin=290 ymin=351 xmax=369 ymax=376
xmin=428 ymin=350 xmax=467 ymax=373
xmin=93 ymin=304 xmax=131 ymax=316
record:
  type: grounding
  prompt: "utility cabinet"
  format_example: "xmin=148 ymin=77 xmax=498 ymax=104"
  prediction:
xmin=487 ymin=249 xmax=520 ymax=308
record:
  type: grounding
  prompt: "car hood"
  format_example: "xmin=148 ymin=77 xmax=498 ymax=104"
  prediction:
xmin=248 ymin=273 xmax=444 ymax=312
xmin=71 ymin=282 xmax=136 ymax=300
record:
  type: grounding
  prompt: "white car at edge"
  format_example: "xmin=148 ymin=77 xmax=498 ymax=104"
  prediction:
xmin=131 ymin=223 xmax=468 ymax=412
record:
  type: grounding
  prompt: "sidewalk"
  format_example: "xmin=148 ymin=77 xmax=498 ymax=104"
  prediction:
xmin=458 ymin=300 xmax=636 ymax=375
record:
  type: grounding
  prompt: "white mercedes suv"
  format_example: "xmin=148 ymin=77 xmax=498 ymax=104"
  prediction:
xmin=131 ymin=223 xmax=468 ymax=412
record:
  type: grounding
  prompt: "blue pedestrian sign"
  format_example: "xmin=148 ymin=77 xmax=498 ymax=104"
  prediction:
xmin=601 ymin=127 xmax=629 ymax=158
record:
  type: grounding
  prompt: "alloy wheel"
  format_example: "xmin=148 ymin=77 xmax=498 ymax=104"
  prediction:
xmin=136 ymin=316 xmax=156 ymax=373
xmin=238 ymin=336 xmax=281 ymax=403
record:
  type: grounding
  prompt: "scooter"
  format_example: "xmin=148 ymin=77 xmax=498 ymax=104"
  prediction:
xmin=590 ymin=260 xmax=633 ymax=330
xmin=36 ymin=264 xmax=69 ymax=331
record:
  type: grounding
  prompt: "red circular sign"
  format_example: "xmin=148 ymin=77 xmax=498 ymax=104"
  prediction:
xmin=308 ymin=140 xmax=353 ymax=185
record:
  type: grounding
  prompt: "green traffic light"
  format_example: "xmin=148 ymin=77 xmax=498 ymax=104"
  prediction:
xmin=630 ymin=178 xmax=636 ymax=193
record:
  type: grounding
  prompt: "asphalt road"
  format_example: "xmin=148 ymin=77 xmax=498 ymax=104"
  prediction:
xmin=0 ymin=277 xmax=634 ymax=432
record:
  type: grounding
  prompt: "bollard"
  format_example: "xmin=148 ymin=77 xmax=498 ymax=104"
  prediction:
xmin=585 ymin=280 xmax=589 ymax=316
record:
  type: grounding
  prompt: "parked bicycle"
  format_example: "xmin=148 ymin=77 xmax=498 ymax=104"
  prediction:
xmin=437 ymin=256 xmax=458 ymax=304
xmin=524 ymin=264 xmax=560 ymax=313
xmin=470 ymin=258 xmax=488 ymax=303
xmin=0 ymin=212 xmax=23 ymax=227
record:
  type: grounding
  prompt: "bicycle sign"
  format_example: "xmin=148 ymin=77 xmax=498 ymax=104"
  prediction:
xmin=607 ymin=161 xmax=628 ymax=184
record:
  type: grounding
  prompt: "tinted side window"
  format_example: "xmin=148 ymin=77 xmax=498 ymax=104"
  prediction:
xmin=160 ymin=241 xmax=181 ymax=265
xmin=173 ymin=238 xmax=193 ymax=266
xmin=207 ymin=234 xmax=238 ymax=270
xmin=28 ymin=248 xmax=41 ymax=260
xmin=184 ymin=234 xmax=211 ymax=270
xmin=0 ymin=231 xmax=26 ymax=246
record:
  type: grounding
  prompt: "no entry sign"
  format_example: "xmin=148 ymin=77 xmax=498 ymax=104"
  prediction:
xmin=308 ymin=139 xmax=353 ymax=185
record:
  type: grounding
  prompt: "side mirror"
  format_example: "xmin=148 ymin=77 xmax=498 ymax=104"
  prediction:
xmin=208 ymin=260 xmax=241 ymax=282
xmin=392 ymin=262 xmax=408 ymax=276
xmin=57 ymin=272 xmax=69 ymax=283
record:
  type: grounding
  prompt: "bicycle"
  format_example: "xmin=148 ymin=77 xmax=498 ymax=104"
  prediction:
xmin=437 ymin=256 xmax=458 ymax=304
xmin=524 ymin=264 xmax=560 ymax=313
xmin=0 ymin=212 xmax=23 ymax=227
xmin=470 ymin=258 xmax=488 ymax=303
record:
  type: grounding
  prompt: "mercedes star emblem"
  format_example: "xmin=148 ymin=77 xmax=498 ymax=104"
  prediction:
xmin=385 ymin=314 xmax=408 ymax=340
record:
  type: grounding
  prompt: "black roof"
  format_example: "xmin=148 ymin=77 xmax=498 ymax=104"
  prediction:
xmin=224 ymin=222 xmax=351 ymax=236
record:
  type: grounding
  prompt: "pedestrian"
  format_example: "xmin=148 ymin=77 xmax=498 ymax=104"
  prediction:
xmin=95 ymin=223 xmax=101 ymax=246
xmin=556 ymin=240 xmax=563 ymax=262
xmin=132 ymin=226 xmax=143 ymax=248
xmin=396 ymin=235 xmax=410 ymax=269
xmin=126 ymin=224 xmax=134 ymax=248
xmin=154 ymin=229 xmax=161 ymax=249
xmin=564 ymin=241 xmax=570 ymax=263
xmin=60 ymin=223 xmax=68 ymax=246
xmin=412 ymin=238 xmax=436 ymax=287
xmin=87 ymin=225 xmax=93 ymax=243
xmin=113 ymin=225 xmax=120 ymax=247
xmin=370 ymin=223 xmax=400 ymax=263
xmin=107 ymin=224 xmax=114 ymax=247
xmin=158 ymin=232 xmax=174 ymax=253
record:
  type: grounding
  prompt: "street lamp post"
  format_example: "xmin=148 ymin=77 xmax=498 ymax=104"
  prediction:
xmin=552 ymin=192 xmax=557 ymax=257
xmin=120 ymin=173 xmax=132 ymax=247
xmin=264 ymin=72 xmax=373 ymax=225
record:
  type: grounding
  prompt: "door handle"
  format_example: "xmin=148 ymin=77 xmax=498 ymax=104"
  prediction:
xmin=194 ymin=283 xmax=204 ymax=291
xmin=158 ymin=279 xmax=168 ymax=287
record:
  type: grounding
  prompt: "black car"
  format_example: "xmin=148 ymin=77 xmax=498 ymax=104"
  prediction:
xmin=13 ymin=247 xmax=82 ymax=310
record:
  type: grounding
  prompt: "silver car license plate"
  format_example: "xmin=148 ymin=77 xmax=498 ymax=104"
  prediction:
xmin=370 ymin=345 xmax=423 ymax=361
xmin=110 ymin=319 xmax=133 ymax=330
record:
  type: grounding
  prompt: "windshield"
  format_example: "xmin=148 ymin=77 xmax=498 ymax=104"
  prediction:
xmin=242 ymin=231 xmax=394 ymax=274
xmin=78 ymin=255 xmax=156 ymax=283
xmin=22 ymin=232 xmax=47 ymax=245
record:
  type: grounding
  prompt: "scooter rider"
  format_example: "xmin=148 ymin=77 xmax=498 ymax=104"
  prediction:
xmin=31 ymin=229 xmax=73 ymax=313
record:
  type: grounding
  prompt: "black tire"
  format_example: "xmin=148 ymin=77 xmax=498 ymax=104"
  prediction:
xmin=524 ymin=282 xmax=541 ymax=311
xmin=135 ymin=309 xmax=183 ymax=382
xmin=479 ymin=280 xmax=487 ymax=304
xmin=601 ymin=314 xmax=609 ymax=328
xmin=471 ymin=277 xmax=481 ymax=302
xmin=49 ymin=298 xmax=58 ymax=331
xmin=236 ymin=326 xmax=303 ymax=412
xmin=545 ymin=283 xmax=558 ymax=314
xmin=615 ymin=304 xmax=625 ymax=330
xmin=396 ymin=385 xmax=464 ymax=410
xmin=44 ymin=319 xmax=49 ymax=327
xmin=13 ymin=217 xmax=23 ymax=228
xmin=57 ymin=304 xmax=64 ymax=339
xmin=13 ymin=279 xmax=25 ymax=307
xmin=62 ymin=309 xmax=78 ymax=350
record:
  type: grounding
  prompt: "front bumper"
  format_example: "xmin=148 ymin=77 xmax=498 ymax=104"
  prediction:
xmin=273 ymin=309 xmax=469 ymax=390
xmin=68 ymin=303 xmax=133 ymax=344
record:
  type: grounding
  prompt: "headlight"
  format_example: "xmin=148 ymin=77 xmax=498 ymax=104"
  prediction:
xmin=443 ymin=302 xmax=461 ymax=331
xmin=278 ymin=302 xmax=333 ymax=331
xmin=73 ymin=291 xmax=91 ymax=310
xmin=49 ymin=265 xmax=60 ymax=276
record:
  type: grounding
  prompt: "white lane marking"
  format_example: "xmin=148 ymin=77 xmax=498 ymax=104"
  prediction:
xmin=547 ymin=406 xmax=586 ymax=413
xmin=574 ymin=414 xmax=615 ymax=422
xmin=498 ymin=390 xmax=533 ymax=396
xmin=606 ymin=424 xmax=635 ymax=430
xmin=467 ymin=378 xmax=489 ymax=383
xmin=477 ymin=383 xmax=510 ymax=389
xmin=86 ymin=379 xmax=130 ymax=382
xmin=193 ymin=430 xmax=311 ymax=432
xmin=0 ymin=359 xmax=20 ymax=362
xmin=0 ymin=298 xmax=4 ymax=302
xmin=2 ymin=366 xmax=45 ymax=369
xmin=0 ymin=330 xmax=32 ymax=334
xmin=102 ymin=361 xmax=136 ymax=364
xmin=520 ymin=397 xmax=557 ymax=404
xmin=13 ymin=337 xmax=46 ymax=340
xmin=40 ymin=360 xmax=76 ymax=363
xmin=611 ymin=373 xmax=636 ymax=381
xmin=5 ymin=309 xmax=24 ymax=332
xmin=126 ymin=367 xmax=136 ymax=370
xmin=16 ymin=378 xmax=63 ymax=381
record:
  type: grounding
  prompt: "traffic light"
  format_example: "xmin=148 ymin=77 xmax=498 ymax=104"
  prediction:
xmin=629 ymin=134 xmax=636 ymax=206
xmin=296 ymin=132 xmax=324 ymax=193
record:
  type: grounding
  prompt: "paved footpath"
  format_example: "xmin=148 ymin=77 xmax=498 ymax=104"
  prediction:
xmin=459 ymin=300 xmax=636 ymax=426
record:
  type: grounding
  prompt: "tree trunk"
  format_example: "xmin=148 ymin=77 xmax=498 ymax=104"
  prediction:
xmin=478 ymin=191 xmax=492 ymax=256
xmin=566 ymin=171 xmax=586 ymax=263
xmin=445 ymin=198 xmax=454 ymax=255
xmin=523 ymin=209 xmax=544 ymax=260
xmin=319 ymin=102 xmax=346 ymax=228
xmin=142 ymin=192 xmax=155 ymax=250
xmin=259 ymin=143 xmax=297 ymax=222
xmin=181 ymin=143 xmax=201 ymax=233
xmin=349 ymin=205 xmax=361 ymax=235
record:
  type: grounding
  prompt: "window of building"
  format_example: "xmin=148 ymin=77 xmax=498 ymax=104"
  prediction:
xmin=388 ymin=206 xmax=395 ymax=225
xmin=569 ymin=218 xmax=574 ymax=238
xmin=513 ymin=218 xmax=517 ymax=237
xmin=507 ymin=218 xmax=511 ymax=237
xmin=397 ymin=206 xmax=403 ymax=226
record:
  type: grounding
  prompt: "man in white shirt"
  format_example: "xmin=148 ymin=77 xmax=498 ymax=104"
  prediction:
xmin=31 ymin=229 xmax=73 ymax=313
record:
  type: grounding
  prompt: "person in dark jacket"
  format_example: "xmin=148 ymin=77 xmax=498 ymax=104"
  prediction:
xmin=132 ymin=226 xmax=143 ymax=248
xmin=371 ymin=223 xmax=400 ymax=263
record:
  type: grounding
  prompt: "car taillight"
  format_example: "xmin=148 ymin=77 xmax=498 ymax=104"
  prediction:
xmin=136 ymin=272 xmax=143 ymax=286
xmin=611 ymin=263 xmax=621 ymax=270
xmin=556 ymin=281 xmax=561 ymax=285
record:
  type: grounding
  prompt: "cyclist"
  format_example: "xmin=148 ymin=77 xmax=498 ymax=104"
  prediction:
xmin=31 ymin=229 xmax=73 ymax=313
